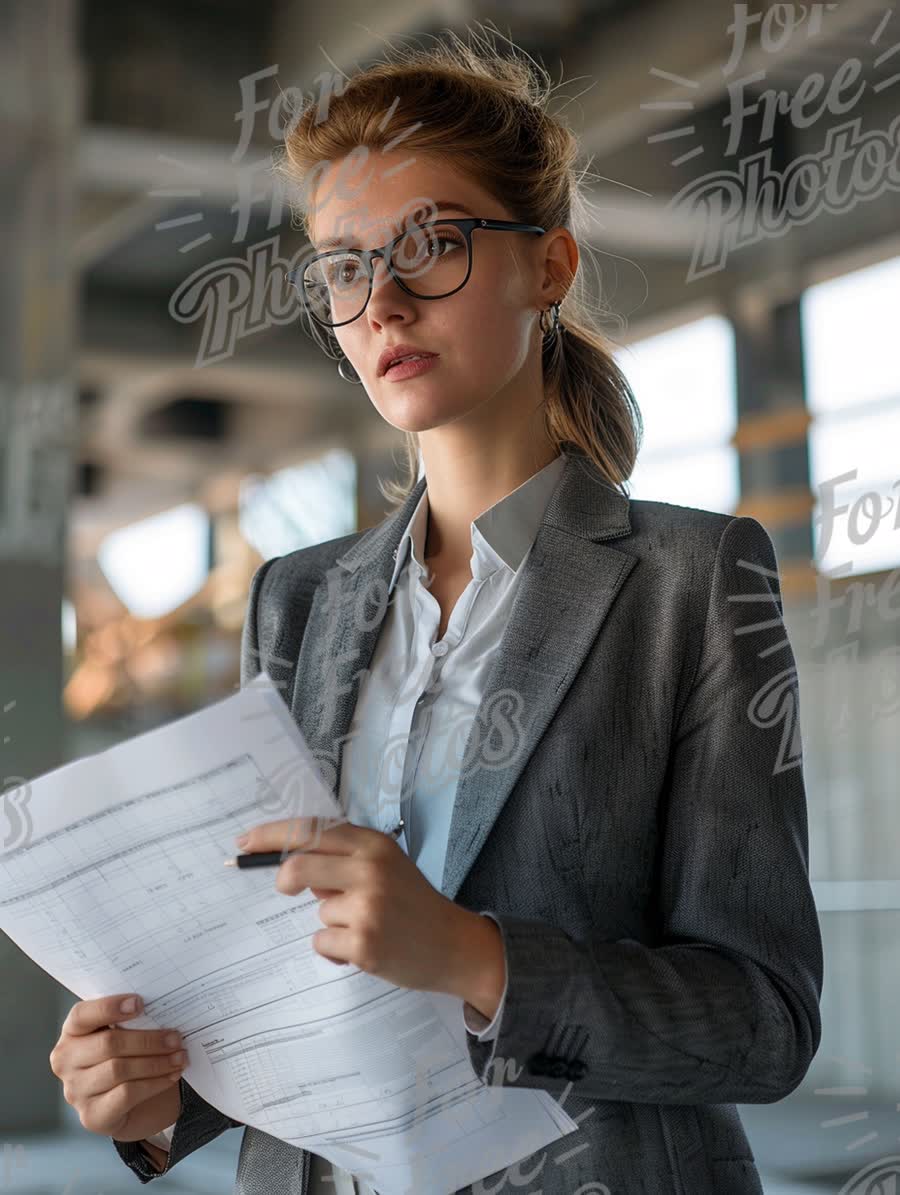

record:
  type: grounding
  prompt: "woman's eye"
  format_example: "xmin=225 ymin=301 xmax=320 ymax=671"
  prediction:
xmin=324 ymin=259 xmax=361 ymax=287
xmin=433 ymin=236 xmax=462 ymax=255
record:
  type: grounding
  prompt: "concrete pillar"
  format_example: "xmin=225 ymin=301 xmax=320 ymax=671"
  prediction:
xmin=728 ymin=289 xmax=816 ymax=598
xmin=0 ymin=0 xmax=82 ymax=1133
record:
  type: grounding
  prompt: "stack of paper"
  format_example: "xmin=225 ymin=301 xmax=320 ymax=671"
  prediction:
xmin=0 ymin=672 xmax=578 ymax=1195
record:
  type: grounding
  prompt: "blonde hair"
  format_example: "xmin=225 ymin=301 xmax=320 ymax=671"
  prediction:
xmin=274 ymin=23 xmax=643 ymax=508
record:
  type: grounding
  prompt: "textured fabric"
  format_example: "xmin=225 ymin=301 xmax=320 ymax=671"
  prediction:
xmin=111 ymin=448 xmax=823 ymax=1194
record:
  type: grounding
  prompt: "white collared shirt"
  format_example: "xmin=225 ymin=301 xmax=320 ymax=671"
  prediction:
xmin=146 ymin=452 xmax=569 ymax=1195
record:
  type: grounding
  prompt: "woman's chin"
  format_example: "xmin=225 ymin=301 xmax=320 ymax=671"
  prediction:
xmin=377 ymin=392 xmax=462 ymax=431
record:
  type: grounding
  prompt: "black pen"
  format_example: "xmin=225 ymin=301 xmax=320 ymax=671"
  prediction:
xmin=223 ymin=818 xmax=405 ymax=869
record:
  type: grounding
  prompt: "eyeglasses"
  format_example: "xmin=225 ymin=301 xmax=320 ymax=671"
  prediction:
xmin=285 ymin=217 xmax=546 ymax=328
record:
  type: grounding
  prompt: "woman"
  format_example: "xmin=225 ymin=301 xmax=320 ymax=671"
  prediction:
xmin=105 ymin=26 xmax=822 ymax=1195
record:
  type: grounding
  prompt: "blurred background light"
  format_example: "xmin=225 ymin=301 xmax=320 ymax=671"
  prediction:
xmin=97 ymin=503 xmax=211 ymax=619
xmin=803 ymin=254 xmax=900 ymax=577
xmin=615 ymin=314 xmax=740 ymax=514
xmin=61 ymin=597 xmax=77 ymax=655
xmin=238 ymin=448 xmax=357 ymax=561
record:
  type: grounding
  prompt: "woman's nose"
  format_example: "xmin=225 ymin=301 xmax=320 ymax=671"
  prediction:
xmin=366 ymin=256 xmax=413 ymax=319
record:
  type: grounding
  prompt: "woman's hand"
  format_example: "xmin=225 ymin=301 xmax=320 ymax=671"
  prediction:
xmin=234 ymin=816 xmax=476 ymax=995
xmin=48 ymin=994 xmax=185 ymax=1142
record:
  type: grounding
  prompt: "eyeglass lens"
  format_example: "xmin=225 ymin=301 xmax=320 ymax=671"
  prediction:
xmin=299 ymin=223 xmax=470 ymax=325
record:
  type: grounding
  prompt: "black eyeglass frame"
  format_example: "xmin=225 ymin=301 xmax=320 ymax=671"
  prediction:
xmin=286 ymin=217 xmax=546 ymax=328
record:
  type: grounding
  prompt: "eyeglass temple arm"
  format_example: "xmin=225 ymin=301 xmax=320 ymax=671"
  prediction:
xmin=476 ymin=219 xmax=545 ymax=234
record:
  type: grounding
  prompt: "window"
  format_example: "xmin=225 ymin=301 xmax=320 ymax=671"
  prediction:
xmin=98 ymin=504 xmax=210 ymax=620
xmin=239 ymin=447 xmax=356 ymax=561
xmin=614 ymin=314 xmax=739 ymax=514
xmin=802 ymin=254 xmax=900 ymax=577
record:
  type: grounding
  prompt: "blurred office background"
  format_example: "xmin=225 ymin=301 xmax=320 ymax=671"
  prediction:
xmin=1 ymin=0 xmax=899 ymax=1190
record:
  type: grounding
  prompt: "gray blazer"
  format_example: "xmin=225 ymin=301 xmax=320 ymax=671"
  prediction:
xmin=113 ymin=449 xmax=823 ymax=1194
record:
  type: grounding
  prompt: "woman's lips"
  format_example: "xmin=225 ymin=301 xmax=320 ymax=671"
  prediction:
xmin=383 ymin=354 xmax=440 ymax=381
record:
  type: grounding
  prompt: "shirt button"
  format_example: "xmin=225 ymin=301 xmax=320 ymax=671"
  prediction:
xmin=432 ymin=642 xmax=448 ymax=657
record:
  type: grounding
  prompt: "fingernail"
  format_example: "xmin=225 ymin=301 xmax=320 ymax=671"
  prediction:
xmin=120 ymin=996 xmax=141 ymax=1014
xmin=235 ymin=833 xmax=250 ymax=849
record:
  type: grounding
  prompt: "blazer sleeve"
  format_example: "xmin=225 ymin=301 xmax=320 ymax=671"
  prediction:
xmin=111 ymin=1081 xmax=244 ymax=1181
xmin=240 ymin=556 xmax=282 ymax=687
xmin=465 ymin=515 xmax=824 ymax=1106
xmin=110 ymin=560 xmax=277 ymax=1180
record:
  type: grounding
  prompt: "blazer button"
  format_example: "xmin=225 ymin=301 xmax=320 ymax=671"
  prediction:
xmin=548 ymin=1058 xmax=569 ymax=1079
xmin=527 ymin=1052 xmax=549 ymax=1075
xmin=566 ymin=1060 xmax=587 ymax=1081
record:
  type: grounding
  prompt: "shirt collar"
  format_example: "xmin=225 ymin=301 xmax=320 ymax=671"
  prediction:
xmin=388 ymin=452 xmax=567 ymax=594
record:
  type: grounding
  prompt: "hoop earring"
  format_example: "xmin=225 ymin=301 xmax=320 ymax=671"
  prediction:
xmin=540 ymin=299 xmax=564 ymax=346
xmin=337 ymin=354 xmax=362 ymax=384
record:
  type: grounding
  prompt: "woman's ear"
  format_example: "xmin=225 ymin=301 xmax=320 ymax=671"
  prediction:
xmin=540 ymin=229 xmax=578 ymax=302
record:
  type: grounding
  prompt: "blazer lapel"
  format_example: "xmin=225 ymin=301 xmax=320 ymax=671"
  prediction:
xmin=289 ymin=452 xmax=637 ymax=903
xmin=440 ymin=456 xmax=636 ymax=900
xmin=289 ymin=476 xmax=427 ymax=795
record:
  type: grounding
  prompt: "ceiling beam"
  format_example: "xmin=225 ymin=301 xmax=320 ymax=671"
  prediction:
xmin=78 ymin=125 xmax=700 ymax=255
xmin=563 ymin=0 xmax=889 ymax=158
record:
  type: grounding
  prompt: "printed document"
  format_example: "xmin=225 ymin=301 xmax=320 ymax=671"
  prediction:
xmin=0 ymin=672 xmax=578 ymax=1195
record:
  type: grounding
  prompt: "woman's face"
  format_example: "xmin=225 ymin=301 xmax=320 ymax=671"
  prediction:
xmin=306 ymin=150 xmax=564 ymax=435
